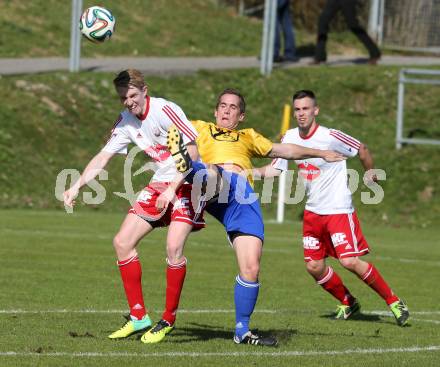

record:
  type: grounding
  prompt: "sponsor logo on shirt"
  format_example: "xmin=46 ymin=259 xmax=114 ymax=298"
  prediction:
xmin=298 ymin=162 xmax=321 ymax=181
xmin=144 ymin=144 xmax=171 ymax=162
xmin=209 ymin=125 xmax=240 ymax=142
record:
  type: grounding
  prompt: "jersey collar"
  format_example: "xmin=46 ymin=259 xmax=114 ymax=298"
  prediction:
xmin=299 ymin=123 xmax=319 ymax=140
xmin=137 ymin=95 xmax=150 ymax=121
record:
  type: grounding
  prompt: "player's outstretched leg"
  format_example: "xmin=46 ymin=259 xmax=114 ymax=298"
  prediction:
xmin=109 ymin=254 xmax=153 ymax=339
xmin=167 ymin=124 xmax=223 ymax=200
xmin=233 ymin=275 xmax=278 ymax=347
xmin=167 ymin=124 xmax=192 ymax=173
xmin=141 ymin=256 xmax=187 ymax=344
xmin=389 ymin=299 xmax=410 ymax=326
xmin=312 ymin=265 xmax=360 ymax=320
xmin=357 ymin=262 xmax=409 ymax=326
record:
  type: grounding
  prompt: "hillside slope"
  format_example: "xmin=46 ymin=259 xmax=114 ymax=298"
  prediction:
xmin=1 ymin=66 xmax=439 ymax=227
xmin=0 ymin=0 xmax=371 ymax=58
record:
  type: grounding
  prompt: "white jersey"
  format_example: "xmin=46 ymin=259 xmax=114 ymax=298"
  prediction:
xmin=272 ymin=125 xmax=360 ymax=215
xmin=102 ymin=96 xmax=197 ymax=182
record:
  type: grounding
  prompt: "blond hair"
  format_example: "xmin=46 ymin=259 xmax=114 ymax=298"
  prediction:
xmin=113 ymin=69 xmax=145 ymax=89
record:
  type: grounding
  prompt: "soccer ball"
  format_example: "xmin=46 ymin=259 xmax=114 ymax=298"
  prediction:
xmin=79 ymin=6 xmax=115 ymax=43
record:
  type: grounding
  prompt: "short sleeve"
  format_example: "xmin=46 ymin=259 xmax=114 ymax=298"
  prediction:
xmin=271 ymin=157 xmax=288 ymax=171
xmin=102 ymin=115 xmax=131 ymax=154
xmin=328 ymin=129 xmax=360 ymax=157
xmin=191 ymin=120 xmax=204 ymax=132
xmin=161 ymin=102 xmax=198 ymax=145
xmin=249 ymin=129 xmax=273 ymax=157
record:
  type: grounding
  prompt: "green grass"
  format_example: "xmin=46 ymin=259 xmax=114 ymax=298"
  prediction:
xmin=0 ymin=0 xmax=370 ymax=58
xmin=0 ymin=209 xmax=439 ymax=367
xmin=0 ymin=0 xmax=261 ymax=57
xmin=1 ymin=66 xmax=439 ymax=227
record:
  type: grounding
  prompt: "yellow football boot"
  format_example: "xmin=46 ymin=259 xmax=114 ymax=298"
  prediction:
xmin=167 ymin=124 xmax=191 ymax=173
xmin=108 ymin=315 xmax=152 ymax=339
xmin=141 ymin=319 xmax=174 ymax=344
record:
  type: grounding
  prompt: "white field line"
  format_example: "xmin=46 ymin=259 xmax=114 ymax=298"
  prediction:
xmin=364 ymin=311 xmax=440 ymax=325
xmin=0 ymin=309 xmax=273 ymax=314
xmin=1 ymin=346 xmax=439 ymax=358
xmin=411 ymin=318 xmax=440 ymax=325
xmin=372 ymin=256 xmax=440 ymax=267
xmin=367 ymin=310 xmax=440 ymax=316
xmin=4 ymin=228 xmax=439 ymax=266
xmin=2 ymin=309 xmax=440 ymax=325
xmin=1 ymin=228 xmax=112 ymax=241
xmin=1 ymin=309 xmax=439 ymax=316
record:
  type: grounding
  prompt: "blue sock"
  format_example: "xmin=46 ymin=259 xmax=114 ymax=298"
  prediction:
xmin=234 ymin=275 xmax=260 ymax=339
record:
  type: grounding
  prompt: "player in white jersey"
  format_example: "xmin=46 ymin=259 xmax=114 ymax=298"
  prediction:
xmin=63 ymin=69 xmax=203 ymax=343
xmin=255 ymin=90 xmax=409 ymax=326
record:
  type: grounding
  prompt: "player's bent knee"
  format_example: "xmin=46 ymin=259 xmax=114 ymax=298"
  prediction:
xmin=240 ymin=264 xmax=260 ymax=282
xmin=113 ymin=233 xmax=135 ymax=254
xmin=306 ymin=261 xmax=325 ymax=277
xmin=166 ymin=244 xmax=184 ymax=264
xmin=339 ymin=257 xmax=358 ymax=271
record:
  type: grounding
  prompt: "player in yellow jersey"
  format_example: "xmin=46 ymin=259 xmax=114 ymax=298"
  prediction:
xmin=165 ymin=89 xmax=343 ymax=346
xmin=191 ymin=122 xmax=271 ymax=186
xmin=192 ymin=89 xmax=274 ymax=186
xmin=191 ymin=88 xmax=323 ymax=187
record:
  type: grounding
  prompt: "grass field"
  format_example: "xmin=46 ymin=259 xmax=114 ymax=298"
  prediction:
xmin=0 ymin=0 xmax=371 ymax=58
xmin=1 ymin=209 xmax=439 ymax=367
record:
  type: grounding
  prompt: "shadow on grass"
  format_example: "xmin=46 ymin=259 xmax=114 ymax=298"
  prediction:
xmin=320 ymin=311 xmax=381 ymax=322
xmin=327 ymin=57 xmax=371 ymax=65
xmin=318 ymin=311 xmax=408 ymax=328
xmin=163 ymin=322 xmax=298 ymax=344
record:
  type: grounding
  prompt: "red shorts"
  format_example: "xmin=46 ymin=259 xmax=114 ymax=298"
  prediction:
xmin=302 ymin=210 xmax=369 ymax=262
xmin=128 ymin=182 xmax=205 ymax=230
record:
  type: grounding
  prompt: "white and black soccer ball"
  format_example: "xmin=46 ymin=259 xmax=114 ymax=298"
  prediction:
xmin=79 ymin=6 xmax=115 ymax=43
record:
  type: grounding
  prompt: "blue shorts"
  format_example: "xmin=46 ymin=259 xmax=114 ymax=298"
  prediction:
xmin=205 ymin=168 xmax=264 ymax=243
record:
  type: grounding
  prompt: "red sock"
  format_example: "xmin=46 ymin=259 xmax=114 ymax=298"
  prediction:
xmin=360 ymin=263 xmax=399 ymax=305
xmin=118 ymin=255 xmax=146 ymax=320
xmin=317 ymin=266 xmax=354 ymax=306
xmin=162 ymin=257 xmax=187 ymax=325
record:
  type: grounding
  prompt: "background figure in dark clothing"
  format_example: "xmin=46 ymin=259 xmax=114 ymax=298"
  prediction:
xmin=314 ymin=0 xmax=381 ymax=64
xmin=274 ymin=0 xmax=298 ymax=62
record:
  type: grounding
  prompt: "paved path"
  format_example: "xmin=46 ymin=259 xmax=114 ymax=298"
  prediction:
xmin=1 ymin=55 xmax=440 ymax=76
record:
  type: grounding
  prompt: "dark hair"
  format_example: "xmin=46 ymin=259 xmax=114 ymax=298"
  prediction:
xmin=216 ymin=88 xmax=246 ymax=114
xmin=292 ymin=90 xmax=317 ymax=105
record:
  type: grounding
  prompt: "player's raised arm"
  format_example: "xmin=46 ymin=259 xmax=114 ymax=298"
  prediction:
xmin=268 ymin=143 xmax=346 ymax=162
xmin=63 ymin=150 xmax=115 ymax=207
xmin=358 ymin=143 xmax=378 ymax=184
xmin=359 ymin=143 xmax=374 ymax=171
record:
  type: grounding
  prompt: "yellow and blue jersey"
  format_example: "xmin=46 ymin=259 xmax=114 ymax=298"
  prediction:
xmin=191 ymin=120 xmax=273 ymax=186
